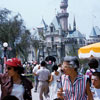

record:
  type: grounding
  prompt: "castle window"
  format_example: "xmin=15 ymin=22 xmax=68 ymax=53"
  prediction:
xmin=50 ymin=23 xmax=54 ymax=32
xmin=50 ymin=26 xmax=53 ymax=32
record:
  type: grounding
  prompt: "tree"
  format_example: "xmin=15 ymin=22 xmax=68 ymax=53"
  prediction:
xmin=31 ymin=35 xmax=39 ymax=60
xmin=0 ymin=8 xmax=31 ymax=60
xmin=16 ymin=30 xmax=31 ymax=61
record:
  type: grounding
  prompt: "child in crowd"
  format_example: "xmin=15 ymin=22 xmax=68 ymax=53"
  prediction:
xmin=85 ymin=58 xmax=99 ymax=84
xmin=91 ymin=72 xmax=100 ymax=100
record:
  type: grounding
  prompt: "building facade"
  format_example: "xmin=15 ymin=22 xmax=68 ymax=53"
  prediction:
xmin=36 ymin=0 xmax=86 ymax=63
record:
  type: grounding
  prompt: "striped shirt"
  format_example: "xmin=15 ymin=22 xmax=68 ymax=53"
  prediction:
xmin=61 ymin=74 xmax=87 ymax=100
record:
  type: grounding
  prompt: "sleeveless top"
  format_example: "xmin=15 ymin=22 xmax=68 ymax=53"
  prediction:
xmin=61 ymin=74 xmax=87 ymax=100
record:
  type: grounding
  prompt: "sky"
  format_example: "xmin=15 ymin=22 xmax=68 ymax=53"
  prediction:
xmin=0 ymin=0 xmax=100 ymax=37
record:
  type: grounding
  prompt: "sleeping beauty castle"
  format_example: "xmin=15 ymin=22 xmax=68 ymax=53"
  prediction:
xmin=29 ymin=0 xmax=100 ymax=63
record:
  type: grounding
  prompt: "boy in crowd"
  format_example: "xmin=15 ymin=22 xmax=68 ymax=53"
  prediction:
xmin=91 ymin=72 xmax=100 ymax=100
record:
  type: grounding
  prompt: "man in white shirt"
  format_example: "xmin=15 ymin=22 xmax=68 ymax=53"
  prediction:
xmin=36 ymin=61 xmax=50 ymax=100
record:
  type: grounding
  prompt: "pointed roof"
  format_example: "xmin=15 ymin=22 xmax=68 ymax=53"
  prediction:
xmin=42 ymin=18 xmax=48 ymax=30
xmin=94 ymin=26 xmax=100 ymax=36
xmin=90 ymin=27 xmax=97 ymax=37
xmin=37 ymin=18 xmax=48 ymax=30
xmin=67 ymin=30 xmax=84 ymax=38
xmin=49 ymin=15 xmax=61 ymax=30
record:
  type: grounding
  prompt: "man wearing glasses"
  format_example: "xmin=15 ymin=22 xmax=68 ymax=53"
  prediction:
xmin=57 ymin=56 xmax=93 ymax=100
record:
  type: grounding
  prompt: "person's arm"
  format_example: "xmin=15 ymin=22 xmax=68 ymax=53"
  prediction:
xmin=33 ymin=72 xmax=37 ymax=76
xmin=33 ymin=67 xmax=40 ymax=76
xmin=86 ymin=81 xmax=93 ymax=100
xmin=57 ymin=75 xmax=64 ymax=100
xmin=49 ymin=74 xmax=53 ymax=82
xmin=32 ymin=69 xmax=37 ymax=76
xmin=32 ymin=67 xmax=37 ymax=76
xmin=57 ymin=88 xmax=64 ymax=100
xmin=32 ymin=65 xmax=40 ymax=76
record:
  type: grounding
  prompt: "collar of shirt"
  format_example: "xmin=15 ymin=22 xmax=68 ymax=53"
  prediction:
xmin=64 ymin=74 xmax=84 ymax=85
xmin=41 ymin=66 xmax=45 ymax=69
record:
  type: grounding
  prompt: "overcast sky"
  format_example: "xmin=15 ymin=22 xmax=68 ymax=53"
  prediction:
xmin=0 ymin=0 xmax=100 ymax=37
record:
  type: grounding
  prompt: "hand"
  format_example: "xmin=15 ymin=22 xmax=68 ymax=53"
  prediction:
xmin=57 ymin=79 xmax=61 ymax=82
xmin=57 ymin=90 xmax=64 ymax=100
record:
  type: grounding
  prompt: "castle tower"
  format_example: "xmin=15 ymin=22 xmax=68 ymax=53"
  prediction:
xmin=57 ymin=0 xmax=69 ymax=32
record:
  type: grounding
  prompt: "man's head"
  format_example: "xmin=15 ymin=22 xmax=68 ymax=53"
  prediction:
xmin=40 ymin=61 xmax=47 ymax=67
xmin=62 ymin=56 xmax=79 ymax=75
xmin=88 ymin=58 xmax=98 ymax=69
xmin=91 ymin=72 xmax=100 ymax=88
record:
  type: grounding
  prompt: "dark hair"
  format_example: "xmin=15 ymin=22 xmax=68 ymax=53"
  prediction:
xmin=58 ymin=63 xmax=62 ymax=67
xmin=73 ymin=57 xmax=79 ymax=68
xmin=52 ymin=64 xmax=58 ymax=71
xmin=2 ymin=95 xmax=19 ymax=100
xmin=92 ymin=72 xmax=100 ymax=79
xmin=41 ymin=61 xmax=47 ymax=67
xmin=13 ymin=67 xmax=24 ymax=74
xmin=88 ymin=58 xmax=98 ymax=69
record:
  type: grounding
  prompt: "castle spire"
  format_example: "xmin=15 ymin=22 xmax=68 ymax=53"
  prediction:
xmin=73 ymin=16 xmax=76 ymax=31
xmin=69 ymin=24 xmax=71 ymax=30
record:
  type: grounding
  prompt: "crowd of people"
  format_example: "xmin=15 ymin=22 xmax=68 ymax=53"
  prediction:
xmin=0 ymin=56 xmax=100 ymax=100
xmin=32 ymin=56 xmax=100 ymax=100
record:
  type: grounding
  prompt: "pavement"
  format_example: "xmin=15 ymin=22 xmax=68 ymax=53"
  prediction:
xmin=32 ymin=88 xmax=47 ymax=100
xmin=31 ymin=88 xmax=40 ymax=100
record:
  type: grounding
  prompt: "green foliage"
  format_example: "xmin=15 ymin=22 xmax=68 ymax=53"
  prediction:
xmin=25 ymin=74 xmax=34 ymax=82
xmin=66 ymin=44 xmax=78 ymax=57
xmin=31 ymin=39 xmax=39 ymax=49
xmin=0 ymin=8 xmax=31 ymax=60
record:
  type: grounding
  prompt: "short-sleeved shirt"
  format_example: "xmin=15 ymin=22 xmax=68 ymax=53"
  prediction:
xmin=36 ymin=67 xmax=50 ymax=81
xmin=33 ymin=64 xmax=40 ymax=73
xmin=61 ymin=74 xmax=88 ymax=100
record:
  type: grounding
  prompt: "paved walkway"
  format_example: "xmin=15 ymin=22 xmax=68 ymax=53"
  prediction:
xmin=31 ymin=88 xmax=40 ymax=100
xmin=32 ymin=88 xmax=47 ymax=100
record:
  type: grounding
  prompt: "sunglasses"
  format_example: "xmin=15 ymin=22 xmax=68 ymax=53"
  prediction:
xmin=7 ymin=67 xmax=12 ymax=70
xmin=62 ymin=64 xmax=73 ymax=68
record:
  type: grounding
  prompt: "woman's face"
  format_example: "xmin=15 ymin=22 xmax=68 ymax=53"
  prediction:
xmin=6 ymin=65 xmax=18 ymax=77
xmin=62 ymin=61 xmax=75 ymax=75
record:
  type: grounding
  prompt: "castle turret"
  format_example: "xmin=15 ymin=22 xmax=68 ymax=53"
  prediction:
xmin=73 ymin=17 xmax=76 ymax=31
xmin=57 ymin=0 xmax=69 ymax=32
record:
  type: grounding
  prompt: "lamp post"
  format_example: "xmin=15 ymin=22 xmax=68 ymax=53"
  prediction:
xmin=3 ymin=42 xmax=8 ymax=73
